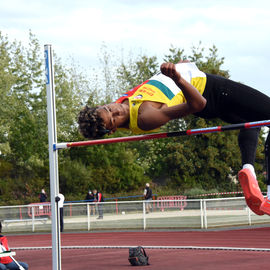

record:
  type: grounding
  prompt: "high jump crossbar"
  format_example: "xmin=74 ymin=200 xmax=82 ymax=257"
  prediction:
xmin=55 ymin=120 xmax=270 ymax=150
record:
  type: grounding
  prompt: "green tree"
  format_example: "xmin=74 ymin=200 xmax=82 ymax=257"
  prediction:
xmin=117 ymin=54 xmax=159 ymax=90
xmin=0 ymin=32 xmax=15 ymax=155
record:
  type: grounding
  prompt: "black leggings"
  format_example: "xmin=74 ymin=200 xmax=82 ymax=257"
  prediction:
xmin=195 ymin=74 xmax=270 ymax=184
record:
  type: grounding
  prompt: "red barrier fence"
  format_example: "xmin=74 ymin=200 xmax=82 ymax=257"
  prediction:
xmin=156 ymin=196 xmax=187 ymax=211
xmin=28 ymin=203 xmax=51 ymax=218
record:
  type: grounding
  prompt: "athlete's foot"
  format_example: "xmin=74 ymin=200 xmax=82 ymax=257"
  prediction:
xmin=260 ymin=198 xmax=270 ymax=215
xmin=238 ymin=168 xmax=264 ymax=215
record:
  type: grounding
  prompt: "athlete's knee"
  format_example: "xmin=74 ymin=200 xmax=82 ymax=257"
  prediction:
xmin=238 ymin=128 xmax=260 ymax=165
xmin=238 ymin=128 xmax=260 ymax=144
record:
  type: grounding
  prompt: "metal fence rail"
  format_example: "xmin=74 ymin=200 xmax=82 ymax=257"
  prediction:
xmin=0 ymin=197 xmax=269 ymax=233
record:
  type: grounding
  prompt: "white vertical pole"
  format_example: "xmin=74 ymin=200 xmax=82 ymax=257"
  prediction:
xmin=87 ymin=203 xmax=91 ymax=231
xmin=247 ymin=207 xmax=252 ymax=226
xmin=200 ymin=199 xmax=204 ymax=229
xmin=203 ymin=199 xmax=208 ymax=229
xmin=31 ymin=206 xmax=34 ymax=232
xmin=44 ymin=44 xmax=61 ymax=270
xmin=143 ymin=201 xmax=146 ymax=230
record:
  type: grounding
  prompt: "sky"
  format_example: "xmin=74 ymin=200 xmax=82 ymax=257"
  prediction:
xmin=1 ymin=0 xmax=270 ymax=95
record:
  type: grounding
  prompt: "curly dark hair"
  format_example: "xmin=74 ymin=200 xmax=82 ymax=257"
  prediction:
xmin=77 ymin=106 xmax=109 ymax=139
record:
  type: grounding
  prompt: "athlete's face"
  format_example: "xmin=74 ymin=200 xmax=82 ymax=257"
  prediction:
xmin=97 ymin=103 xmax=128 ymax=134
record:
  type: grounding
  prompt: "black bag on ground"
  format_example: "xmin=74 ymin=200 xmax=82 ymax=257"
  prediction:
xmin=128 ymin=246 xmax=149 ymax=266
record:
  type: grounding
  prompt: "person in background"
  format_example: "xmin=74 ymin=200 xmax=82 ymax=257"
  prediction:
xmin=85 ymin=190 xmax=95 ymax=215
xmin=93 ymin=189 xmax=104 ymax=219
xmin=39 ymin=188 xmax=47 ymax=202
xmin=0 ymin=221 xmax=29 ymax=270
xmin=57 ymin=193 xmax=65 ymax=232
xmin=144 ymin=183 xmax=153 ymax=214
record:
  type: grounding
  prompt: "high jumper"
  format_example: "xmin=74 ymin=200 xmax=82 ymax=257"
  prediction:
xmin=78 ymin=60 xmax=270 ymax=216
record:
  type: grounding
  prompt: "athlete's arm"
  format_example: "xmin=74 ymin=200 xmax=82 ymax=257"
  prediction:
xmin=138 ymin=63 xmax=206 ymax=131
xmin=160 ymin=62 xmax=206 ymax=112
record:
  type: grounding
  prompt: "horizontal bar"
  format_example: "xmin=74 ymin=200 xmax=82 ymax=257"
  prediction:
xmin=55 ymin=132 xmax=181 ymax=149
xmin=55 ymin=120 xmax=270 ymax=150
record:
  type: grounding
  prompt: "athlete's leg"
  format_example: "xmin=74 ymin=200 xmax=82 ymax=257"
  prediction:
xmin=203 ymin=75 xmax=269 ymax=215
xmin=238 ymin=128 xmax=264 ymax=215
xmin=217 ymin=78 xmax=270 ymax=215
xmin=219 ymin=77 xmax=270 ymax=122
xmin=238 ymin=128 xmax=260 ymax=172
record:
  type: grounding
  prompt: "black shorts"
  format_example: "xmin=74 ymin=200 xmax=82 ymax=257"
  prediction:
xmin=194 ymin=74 xmax=270 ymax=124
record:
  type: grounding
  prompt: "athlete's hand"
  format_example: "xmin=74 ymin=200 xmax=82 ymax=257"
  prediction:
xmin=160 ymin=62 xmax=181 ymax=83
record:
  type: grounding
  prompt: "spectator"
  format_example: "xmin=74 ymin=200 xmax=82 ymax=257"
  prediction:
xmin=85 ymin=190 xmax=95 ymax=215
xmin=57 ymin=193 xmax=65 ymax=232
xmin=93 ymin=189 xmax=104 ymax=219
xmin=144 ymin=183 xmax=153 ymax=214
xmin=85 ymin=190 xmax=94 ymax=201
xmin=39 ymin=188 xmax=47 ymax=202
xmin=0 ymin=221 xmax=29 ymax=270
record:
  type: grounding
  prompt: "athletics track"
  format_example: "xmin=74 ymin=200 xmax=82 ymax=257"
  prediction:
xmin=6 ymin=226 xmax=270 ymax=270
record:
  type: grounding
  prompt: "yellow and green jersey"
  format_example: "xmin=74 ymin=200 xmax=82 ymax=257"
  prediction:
xmin=115 ymin=62 xmax=207 ymax=134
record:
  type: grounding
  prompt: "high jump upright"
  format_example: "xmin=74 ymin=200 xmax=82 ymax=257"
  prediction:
xmin=44 ymin=44 xmax=61 ymax=270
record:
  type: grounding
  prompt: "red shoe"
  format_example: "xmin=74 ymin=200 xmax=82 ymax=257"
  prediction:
xmin=238 ymin=168 xmax=264 ymax=215
xmin=260 ymin=198 xmax=270 ymax=216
